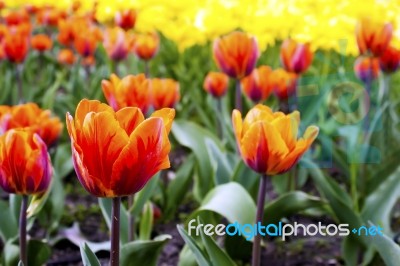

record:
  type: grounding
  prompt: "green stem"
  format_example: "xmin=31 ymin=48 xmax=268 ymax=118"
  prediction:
xmin=350 ymin=163 xmax=359 ymax=212
xmin=252 ymin=174 xmax=268 ymax=266
xmin=128 ymin=195 xmax=135 ymax=242
xmin=216 ymin=98 xmax=224 ymax=140
xmin=16 ymin=64 xmax=24 ymax=104
xmin=110 ymin=197 xmax=121 ymax=266
xmin=144 ymin=61 xmax=150 ymax=78
xmin=19 ymin=195 xmax=28 ymax=266
xmin=235 ymin=79 xmax=242 ymax=112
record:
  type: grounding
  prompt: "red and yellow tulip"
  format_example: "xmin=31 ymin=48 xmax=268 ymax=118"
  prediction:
xmin=280 ymin=39 xmax=313 ymax=74
xmin=133 ymin=32 xmax=160 ymax=61
xmin=270 ymin=69 xmax=298 ymax=100
xmin=0 ymin=129 xmax=52 ymax=195
xmin=354 ymin=56 xmax=379 ymax=82
xmin=3 ymin=32 xmax=29 ymax=63
xmin=31 ymin=34 xmax=53 ymax=52
xmin=203 ymin=72 xmax=229 ymax=98
xmin=356 ymin=18 xmax=392 ymax=56
xmin=232 ymin=105 xmax=318 ymax=175
xmin=103 ymin=27 xmax=133 ymax=61
xmin=150 ymin=78 xmax=180 ymax=110
xmin=102 ymin=74 xmax=150 ymax=113
xmin=241 ymin=66 xmax=273 ymax=103
xmin=378 ymin=46 xmax=400 ymax=74
xmin=57 ymin=49 xmax=76 ymax=65
xmin=213 ymin=31 xmax=259 ymax=79
xmin=114 ymin=9 xmax=137 ymax=31
xmin=66 ymin=99 xmax=175 ymax=197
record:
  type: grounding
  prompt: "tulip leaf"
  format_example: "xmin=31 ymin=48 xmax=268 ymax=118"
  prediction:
xmin=139 ymin=201 xmax=154 ymax=241
xmin=263 ymin=191 xmax=326 ymax=224
xmin=120 ymin=234 xmax=171 ymax=266
xmin=165 ymin=154 xmax=195 ymax=219
xmin=178 ymin=245 xmax=198 ymax=266
xmin=26 ymin=190 xmax=50 ymax=219
xmin=0 ymin=200 xmax=18 ymax=242
xmin=99 ymin=198 xmax=130 ymax=244
xmin=205 ymin=138 xmax=235 ymax=185
xmin=131 ymin=174 xmax=159 ymax=216
xmin=3 ymin=240 xmax=19 ymax=266
xmin=80 ymin=242 xmax=101 ymax=266
xmin=231 ymin=161 xmax=260 ymax=201
xmin=53 ymin=143 xmax=73 ymax=180
xmin=172 ymin=120 xmax=224 ymax=201
xmin=177 ymin=225 xmax=211 ymax=266
xmin=27 ymin=239 xmax=51 ymax=266
xmin=368 ymin=222 xmax=400 ymax=266
xmin=188 ymin=182 xmax=256 ymax=226
xmin=361 ymin=165 xmax=400 ymax=236
xmin=197 ymin=218 xmax=236 ymax=266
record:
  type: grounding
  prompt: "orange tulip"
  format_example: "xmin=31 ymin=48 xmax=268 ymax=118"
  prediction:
xmin=31 ymin=34 xmax=53 ymax=52
xmin=270 ymin=69 xmax=298 ymax=100
xmin=58 ymin=49 xmax=76 ymax=65
xmin=232 ymin=105 xmax=319 ymax=175
xmin=66 ymin=99 xmax=175 ymax=197
xmin=354 ymin=56 xmax=379 ymax=83
xmin=213 ymin=31 xmax=259 ymax=79
xmin=4 ymin=10 xmax=30 ymax=26
xmin=115 ymin=9 xmax=137 ymax=31
xmin=3 ymin=32 xmax=29 ymax=63
xmin=37 ymin=8 xmax=66 ymax=27
xmin=203 ymin=72 xmax=229 ymax=98
xmin=356 ymin=18 xmax=392 ymax=56
xmin=150 ymin=78 xmax=180 ymax=110
xmin=0 ymin=103 xmax=63 ymax=147
xmin=133 ymin=32 xmax=160 ymax=61
xmin=280 ymin=39 xmax=313 ymax=74
xmin=103 ymin=27 xmax=133 ymax=61
xmin=241 ymin=66 xmax=273 ymax=103
xmin=102 ymin=74 xmax=150 ymax=113
xmin=0 ymin=129 xmax=52 ymax=195
xmin=74 ymin=31 xmax=99 ymax=58
xmin=57 ymin=19 xmax=77 ymax=47
xmin=379 ymin=46 xmax=400 ymax=74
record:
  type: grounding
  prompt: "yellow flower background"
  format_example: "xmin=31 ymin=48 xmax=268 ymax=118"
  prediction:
xmin=4 ymin=0 xmax=400 ymax=53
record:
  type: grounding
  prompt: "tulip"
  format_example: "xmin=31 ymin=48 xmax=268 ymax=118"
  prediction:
xmin=115 ymin=9 xmax=137 ymax=30
xmin=3 ymin=32 xmax=29 ymax=64
xmin=232 ymin=104 xmax=318 ymax=266
xmin=213 ymin=31 xmax=259 ymax=111
xmin=378 ymin=46 xmax=400 ymax=74
xmin=270 ymin=68 xmax=298 ymax=101
xmin=203 ymin=72 xmax=229 ymax=98
xmin=150 ymin=78 xmax=180 ymax=110
xmin=103 ymin=27 xmax=133 ymax=62
xmin=354 ymin=56 xmax=379 ymax=83
xmin=4 ymin=10 xmax=30 ymax=26
xmin=0 ymin=103 xmax=63 ymax=147
xmin=241 ymin=66 xmax=273 ymax=103
xmin=280 ymin=39 xmax=313 ymax=74
xmin=102 ymin=73 xmax=150 ymax=113
xmin=356 ymin=18 xmax=392 ymax=56
xmin=66 ymin=99 xmax=174 ymax=265
xmin=74 ymin=32 xmax=99 ymax=58
xmin=133 ymin=32 xmax=159 ymax=61
xmin=0 ymin=129 xmax=53 ymax=265
xmin=31 ymin=34 xmax=53 ymax=52
xmin=57 ymin=19 xmax=77 ymax=47
xmin=37 ymin=8 xmax=66 ymax=27
xmin=213 ymin=31 xmax=259 ymax=79
xmin=57 ymin=49 xmax=76 ymax=65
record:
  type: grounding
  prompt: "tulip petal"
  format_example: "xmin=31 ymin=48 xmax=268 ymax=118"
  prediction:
xmin=151 ymin=108 xmax=175 ymax=133
xmin=243 ymin=104 xmax=274 ymax=134
xmin=240 ymin=121 xmax=289 ymax=174
xmin=79 ymin=111 xmax=128 ymax=195
xmin=111 ymin=117 xmax=170 ymax=196
xmin=115 ymin=107 xmax=144 ymax=136
xmin=232 ymin=109 xmax=243 ymax=150
xmin=271 ymin=111 xmax=300 ymax=151
xmin=75 ymin=99 xmax=114 ymax=129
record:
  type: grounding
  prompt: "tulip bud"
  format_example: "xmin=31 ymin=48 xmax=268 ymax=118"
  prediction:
xmin=354 ymin=56 xmax=379 ymax=83
xmin=203 ymin=72 xmax=229 ymax=98
xmin=241 ymin=66 xmax=273 ymax=102
xmin=280 ymin=39 xmax=313 ymax=74
xmin=356 ymin=18 xmax=392 ymax=56
xmin=379 ymin=46 xmax=400 ymax=74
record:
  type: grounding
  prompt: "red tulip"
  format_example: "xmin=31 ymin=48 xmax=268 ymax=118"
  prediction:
xmin=203 ymin=72 xmax=229 ymax=98
xmin=115 ymin=9 xmax=137 ymax=31
xmin=280 ymin=39 xmax=313 ymax=74
xmin=270 ymin=69 xmax=298 ymax=100
xmin=379 ymin=46 xmax=400 ymax=74
xmin=150 ymin=78 xmax=180 ymax=109
xmin=356 ymin=18 xmax=392 ymax=56
xmin=31 ymin=34 xmax=53 ymax=52
xmin=354 ymin=56 xmax=379 ymax=83
xmin=133 ymin=32 xmax=160 ymax=61
xmin=241 ymin=66 xmax=273 ymax=102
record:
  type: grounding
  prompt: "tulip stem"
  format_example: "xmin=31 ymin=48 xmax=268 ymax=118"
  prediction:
xmin=128 ymin=195 xmax=135 ymax=242
xmin=16 ymin=64 xmax=24 ymax=104
xmin=216 ymin=98 xmax=224 ymax=140
xmin=19 ymin=195 xmax=28 ymax=266
xmin=110 ymin=197 xmax=121 ymax=266
xmin=235 ymin=79 xmax=242 ymax=112
xmin=252 ymin=174 xmax=268 ymax=266
xmin=144 ymin=61 xmax=150 ymax=78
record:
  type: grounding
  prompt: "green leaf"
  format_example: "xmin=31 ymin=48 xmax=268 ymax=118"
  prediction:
xmin=198 ymin=218 xmax=236 ymax=266
xmin=368 ymin=222 xmax=400 ymax=266
xmin=0 ymin=200 xmax=18 ymax=242
xmin=205 ymin=138 xmax=235 ymax=185
xmin=3 ymin=240 xmax=19 ymax=266
xmin=131 ymin=174 xmax=159 ymax=216
xmin=172 ymin=120 xmax=224 ymax=200
xmin=178 ymin=245 xmax=198 ymax=266
xmin=80 ymin=242 xmax=101 ymax=266
xmin=139 ymin=202 xmax=154 ymax=241
xmin=52 ymin=143 xmax=73 ymax=180
xmin=26 ymin=190 xmax=50 ymax=219
xmin=231 ymin=161 xmax=259 ymax=201
xmin=165 ymin=154 xmax=195 ymax=219
xmin=189 ymin=182 xmax=256 ymax=226
xmin=99 ymin=198 xmax=129 ymax=244
xmin=120 ymin=235 xmax=171 ymax=266
xmin=177 ymin=225 xmax=211 ymax=266
xmin=263 ymin=191 xmax=326 ymax=224
xmin=27 ymin=239 xmax=51 ymax=266
xmin=361 ymin=166 xmax=400 ymax=236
